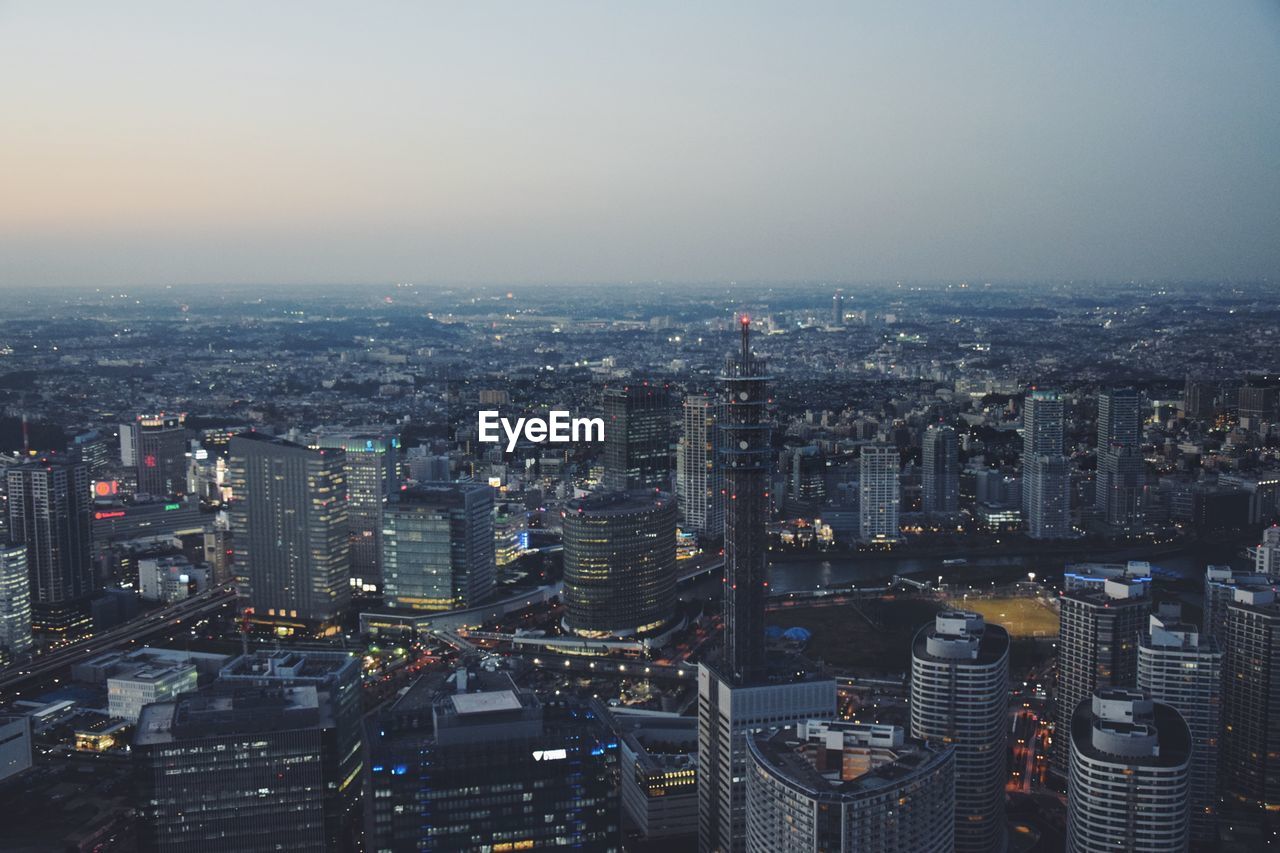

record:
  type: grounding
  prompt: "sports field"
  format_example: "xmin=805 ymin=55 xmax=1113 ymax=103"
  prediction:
xmin=944 ymin=595 xmax=1059 ymax=638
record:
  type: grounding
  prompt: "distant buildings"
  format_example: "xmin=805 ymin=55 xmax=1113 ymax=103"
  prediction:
xmin=381 ymin=482 xmax=495 ymax=612
xmin=859 ymin=443 xmax=900 ymax=542
xmin=1054 ymin=578 xmax=1150 ymax=777
xmin=1022 ymin=388 xmax=1070 ymax=539
xmin=562 ymin=491 xmax=677 ymax=637
xmin=227 ymin=433 xmax=350 ymax=633
xmin=603 ymin=383 xmax=671 ymax=492
xmin=910 ymin=612 xmax=1009 ymax=853
xmin=0 ymin=541 xmax=33 ymax=663
xmin=363 ymin=670 xmax=620 ymax=852
xmin=1095 ymin=387 xmax=1146 ymax=531
xmin=5 ymin=456 xmax=94 ymax=639
xmin=677 ymin=395 xmax=725 ymax=537
xmin=921 ymin=424 xmax=958 ymax=515
xmin=1066 ymin=689 xmax=1191 ymax=853
xmin=1137 ymin=613 xmax=1222 ymax=842
xmin=745 ymin=721 xmax=955 ymax=853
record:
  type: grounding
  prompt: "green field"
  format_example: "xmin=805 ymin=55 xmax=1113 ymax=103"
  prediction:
xmin=945 ymin=595 xmax=1059 ymax=638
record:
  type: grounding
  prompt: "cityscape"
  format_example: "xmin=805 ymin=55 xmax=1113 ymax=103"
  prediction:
xmin=2 ymin=3 xmax=1279 ymax=853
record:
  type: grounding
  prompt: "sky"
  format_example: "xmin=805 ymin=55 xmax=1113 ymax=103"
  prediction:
xmin=1 ymin=1 xmax=1278 ymax=289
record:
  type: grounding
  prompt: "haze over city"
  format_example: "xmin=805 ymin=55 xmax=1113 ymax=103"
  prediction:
xmin=2 ymin=1 xmax=1279 ymax=289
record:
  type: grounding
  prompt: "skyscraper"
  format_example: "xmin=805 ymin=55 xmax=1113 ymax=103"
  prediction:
xmin=1222 ymin=587 xmax=1280 ymax=836
xmin=5 ymin=456 xmax=93 ymax=639
xmin=910 ymin=611 xmax=1009 ymax=853
xmin=313 ymin=432 xmax=398 ymax=592
xmin=677 ymin=395 xmax=725 ymax=538
xmin=381 ymin=482 xmax=495 ymax=612
xmin=1022 ymin=388 xmax=1070 ymax=538
xmin=227 ymin=434 xmax=350 ymax=633
xmin=1204 ymin=563 xmax=1279 ymax=642
xmin=562 ymin=491 xmax=677 ymax=638
xmin=921 ymin=424 xmax=958 ymax=515
xmin=1053 ymin=578 xmax=1150 ymax=777
xmin=859 ymin=443 xmax=900 ymax=542
xmin=1066 ymin=689 xmax=1191 ymax=853
xmin=1095 ymin=387 xmax=1146 ymax=530
xmin=0 ymin=542 xmax=33 ymax=664
xmin=698 ymin=319 xmax=836 ymax=853
xmin=831 ymin=289 xmax=844 ymax=326
xmin=132 ymin=413 xmax=188 ymax=497
xmin=603 ymin=383 xmax=671 ymax=492
xmin=745 ymin=721 xmax=955 ymax=853
xmin=1137 ymin=612 xmax=1222 ymax=842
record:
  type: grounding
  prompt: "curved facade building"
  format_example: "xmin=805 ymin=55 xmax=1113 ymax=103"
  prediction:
xmin=562 ymin=491 xmax=677 ymax=637
xmin=745 ymin=720 xmax=954 ymax=853
xmin=910 ymin=611 xmax=1010 ymax=853
xmin=1067 ymin=688 xmax=1191 ymax=853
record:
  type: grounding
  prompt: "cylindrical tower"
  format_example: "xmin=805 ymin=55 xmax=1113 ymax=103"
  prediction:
xmin=562 ymin=491 xmax=677 ymax=637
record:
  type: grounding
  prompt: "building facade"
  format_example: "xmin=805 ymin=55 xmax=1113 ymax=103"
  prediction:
xmin=312 ymin=432 xmax=399 ymax=591
xmin=0 ymin=542 xmax=33 ymax=663
xmin=859 ymin=443 xmax=900 ymax=543
xmin=1023 ymin=388 xmax=1070 ymax=538
xmin=603 ymin=383 xmax=671 ymax=492
xmin=677 ymin=395 xmax=725 ymax=538
xmin=381 ymin=482 xmax=495 ymax=612
xmin=921 ymin=424 xmax=958 ymax=515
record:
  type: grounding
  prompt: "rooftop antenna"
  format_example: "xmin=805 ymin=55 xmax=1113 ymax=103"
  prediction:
xmin=740 ymin=314 xmax=751 ymax=362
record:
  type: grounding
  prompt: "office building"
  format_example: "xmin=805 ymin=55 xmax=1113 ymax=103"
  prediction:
xmin=786 ymin=445 xmax=826 ymax=515
xmin=745 ymin=721 xmax=955 ymax=853
xmin=1066 ymin=689 xmax=1191 ymax=853
xmin=0 ymin=715 xmax=33 ymax=783
xmin=0 ymin=542 xmax=33 ymax=663
xmin=1137 ymin=613 xmax=1222 ymax=842
xmin=603 ymin=383 xmax=671 ymax=492
xmin=1239 ymin=374 xmax=1280 ymax=427
xmin=313 ymin=432 xmax=398 ymax=591
xmin=90 ymin=494 xmax=204 ymax=546
xmin=227 ymin=433 xmax=350 ymax=632
xmin=1183 ymin=377 xmax=1216 ymax=420
xmin=859 ymin=443 xmax=900 ymax=542
xmin=6 ymin=456 xmax=94 ymax=639
xmin=1023 ymin=388 xmax=1070 ymax=538
xmin=216 ymin=650 xmax=364 ymax=849
xmin=364 ymin=670 xmax=620 ymax=852
xmin=107 ymin=658 xmax=199 ymax=722
xmin=1258 ymin=525 xmax=1280 ymax=574
xmin=381 ymin=482 xmax=495 ymax=612
xmin=616 ymin=714 xmax=699 ymax=842
xmin=677 ymin=395 xmax=725 ymax=537
xmin=562 ymin=491 xmax=677 ymax=637
xmin=910 ymin=611 xmax=1009 ymax=853
xmin=138 ymin=555 xmax=199 ymax=604
xmin=921 ymin=424 xmax=958 ymax=515
xmin=132 ymin=414 xmax=188 ymax=497
xmin=1053 ymin=578 xmax=1150 ymax=777
xmin=698 ymin=319 xmax=837 ymax=853
xmin=1223 ymin=588 xmax=1280 ymax=834
xmin=1095 ymin=387 xmax=1146 ymax=530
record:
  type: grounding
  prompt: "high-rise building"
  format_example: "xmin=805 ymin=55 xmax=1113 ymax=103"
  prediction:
xmin=1183 ymin=377 xmax=1216 ymax=420
xmin=562 ymin=491 xmax=677 ymax=637
xmin=859 ymin=443 xmax=900 ymax=542
xmin=677 ymin=395 xmax=725 ymax=537
xmin=1095 ymin=388 xmax=1146 ymax=530
xmin=132 ymin=414 xmax=188 ymax=497
xmin=5 ymin=456 xmax=94 ymax=639
xmin=1066 ymin=689 xmax=1191 ymax=853
xmin=0 ymin=542 xmax=33 ymax=664
xmin=745 ymin=721 xmax=955 ymax=853
xmin=364 ymin=670 xmax=620 ymax=852
xmin=313 ymin=432 xmax=398 ymax=592
xmin=1053 ymin=578 xmax=1150 ymax=777
xmin=1203 ymin=564 xmax=1279 ymax=642
xmin=1222 ymin=587 xmax=1280 ymax=835
xmin=1257 ymin=525 xmax=1280 ymax=574
xmin=910 ymin=612 xmax=1009 ymax=853
xmin=921 ymin=424 xmax=958 ymax=515
xmin=698 ymin=319 xmax=837 ymax=853
xmin=1137 ymin=613 xmax=1222 ymax=842
xmin=786 ymin=445 xmax=826 ymax=515
xmin=382 ymin=482 xmax=495 ymax=612
xmin=227 ymin=434 xmax=350 ymax=633
xmin=1023 ymin=388 xmax=1070 ymax=538
xmin=1239 ymin=374 xmax=1280 ymax=427
xmin=831 ymin=289 xmax=844 ymax=326
xmin=603 ymin=383 xmax=671 ymax=492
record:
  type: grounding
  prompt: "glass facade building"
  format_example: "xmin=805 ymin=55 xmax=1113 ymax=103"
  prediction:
xmin=382 ymin=482 xmax=495 ymax=612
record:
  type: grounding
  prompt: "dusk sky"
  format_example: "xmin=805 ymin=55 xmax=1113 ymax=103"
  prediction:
xmin=1 ymin=2 xmax=1278 ymax=289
